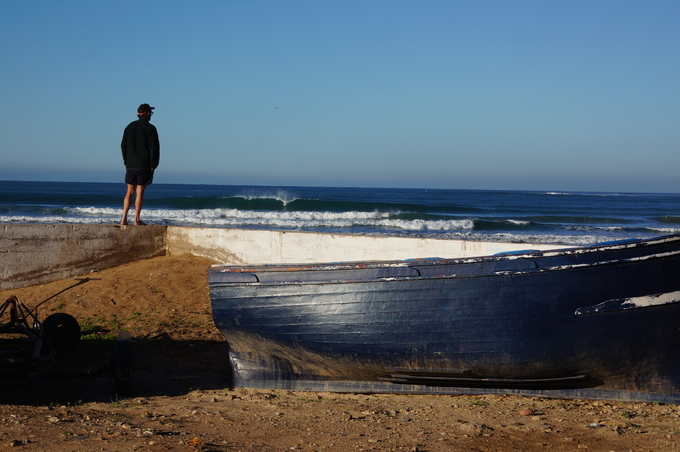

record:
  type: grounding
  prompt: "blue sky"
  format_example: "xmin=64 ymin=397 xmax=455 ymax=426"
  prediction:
xmin=1 ymin=1 xmax=678 ymax=192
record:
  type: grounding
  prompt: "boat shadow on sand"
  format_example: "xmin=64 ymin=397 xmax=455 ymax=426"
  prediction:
xmin=0 ymin=334 xmax=231 ymax=406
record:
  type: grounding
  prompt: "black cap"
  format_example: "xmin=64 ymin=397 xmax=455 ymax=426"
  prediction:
xmin=137 ymin=103 xmax=155 ymax=115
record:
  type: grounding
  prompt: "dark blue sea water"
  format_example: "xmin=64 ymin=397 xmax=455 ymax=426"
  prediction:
xmin=2 ymin=180 xmax=680 ymax=245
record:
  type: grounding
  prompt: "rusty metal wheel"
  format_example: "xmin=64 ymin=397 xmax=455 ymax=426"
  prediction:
xmin=40 ymin=313 xmax=81 ymax=356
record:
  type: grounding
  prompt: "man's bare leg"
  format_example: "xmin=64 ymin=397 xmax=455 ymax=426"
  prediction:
xmin=134 ymin=184 xmax=147 ymax=225
xmin=120 ymin=184 xmax=136 ymax=225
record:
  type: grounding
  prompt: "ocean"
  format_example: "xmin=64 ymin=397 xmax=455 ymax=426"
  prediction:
xmin=2 ymin=180 xmax=680 ymax=246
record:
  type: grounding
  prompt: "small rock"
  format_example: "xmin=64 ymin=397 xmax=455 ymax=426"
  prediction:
xmin=187 ymin=437 xmax=204 ymax=446
xmin=519 ymin=408 xmax=534 ymax=416
xmin=457 ymin=422 xmax=482 ymax=434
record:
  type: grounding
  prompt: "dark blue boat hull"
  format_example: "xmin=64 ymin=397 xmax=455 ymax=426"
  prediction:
xmin=209 ymin=234 xmax=680 ymax=402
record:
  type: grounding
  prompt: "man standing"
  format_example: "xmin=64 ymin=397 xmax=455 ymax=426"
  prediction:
xmin=120 ymin=103 xmax=160 ymax=225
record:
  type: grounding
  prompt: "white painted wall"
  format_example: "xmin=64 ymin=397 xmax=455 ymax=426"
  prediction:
xmin=166 ymin=227 xmax=568 ymax=265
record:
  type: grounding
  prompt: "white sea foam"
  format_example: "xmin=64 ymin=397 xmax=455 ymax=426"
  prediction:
xmin=375 ymin=218 xmax=475 ymax=231
xmin=3 ymin=207 xmax=477 ymax=232
xmin=648 ymin=227 xmax=680 ymax=234
xmin=564 ymin=224 xmax=625 ymax=232
xmin=213 ymin=208 xmax=391 ymax=221
xmin=0 ymin=205 xmax=651 ymax=246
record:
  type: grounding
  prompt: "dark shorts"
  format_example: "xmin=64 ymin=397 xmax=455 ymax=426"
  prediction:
xmin=125 ymin=169 xmax=154 ymax=186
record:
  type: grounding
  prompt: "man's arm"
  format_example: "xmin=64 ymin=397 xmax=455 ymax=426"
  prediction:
xmin=121 ymin=132 xmax=128 ymax=167
xmin=149 ymin=126 xmax=160 ymax=169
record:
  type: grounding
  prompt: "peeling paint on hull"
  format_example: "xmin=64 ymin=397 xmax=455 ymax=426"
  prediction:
xmin=576 ymin=290 xmax=680 ymax=315
xmin=209 ymin=234 xmax=680 ymax=402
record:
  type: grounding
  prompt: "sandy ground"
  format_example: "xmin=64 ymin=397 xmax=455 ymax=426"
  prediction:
xmin=1 ymin=254 xmax=679 ymax=451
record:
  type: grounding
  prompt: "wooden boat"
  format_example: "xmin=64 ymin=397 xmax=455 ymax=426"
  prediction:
xmin=208 ymin=234 xmax=680 ymax=402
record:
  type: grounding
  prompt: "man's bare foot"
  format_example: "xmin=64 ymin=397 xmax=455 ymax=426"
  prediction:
xmin=134 ymin=220 xmax=147 ymax=226
xmin=120 ymin=221 xmax=129 ymax=225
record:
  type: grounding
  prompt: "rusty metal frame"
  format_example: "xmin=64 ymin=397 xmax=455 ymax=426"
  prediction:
xmin=0 ymin=278 xmax=98 ymax=360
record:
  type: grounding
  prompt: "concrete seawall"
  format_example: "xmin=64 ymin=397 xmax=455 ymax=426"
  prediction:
xmin=1 ymin=225 xmax=167 ymax=291
xmin=1 ymin=224 xmax=567 ymax=291
xmin=166 ymin=226 xmax=566 ymax=265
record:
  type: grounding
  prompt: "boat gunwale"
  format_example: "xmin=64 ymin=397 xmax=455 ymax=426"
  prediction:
xmin=208 ymin=234 xmax=680 ymax=286
xmin=209 ymin=233 xmax=680 ymax=274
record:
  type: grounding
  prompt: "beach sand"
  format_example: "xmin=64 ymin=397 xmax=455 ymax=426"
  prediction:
xmin=1 ymin=254 xmax=678 ymax=451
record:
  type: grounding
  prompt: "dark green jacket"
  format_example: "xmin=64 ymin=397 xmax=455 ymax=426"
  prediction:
xmin=121 ymin=117 xmax=160 ymax=170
